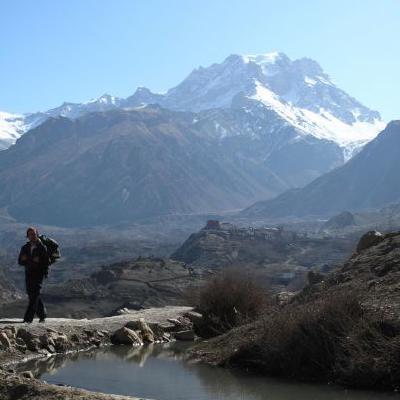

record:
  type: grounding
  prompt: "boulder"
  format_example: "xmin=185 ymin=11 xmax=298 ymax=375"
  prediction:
xmin=17 ymin=329 xmax=40 ymax=351
xmin=357 ymin=231 xmax=384 ymax=253
xmin=111 ymin=327 xmax=142 ymax=345
xmin=125 ymin=319 xmax=155 ymax=343
xmin=3 ymin=327 xmax=16 ymax=340
xmin=53 ymin=334 xmax=71 ymax=352
xmin=0 ymin=332 xmax=11 ymax=349
xmin=184 ymin=311 xmax=203 ymax=323
xmin=20 ymin=371 xmax=34 ymax=379
xmin=174 ymin=330 xmax=195 ymax=341
xmin=276 ymin=291 xmax=295 ymax=306
xmin=39 ymin=333 xmax=55 ymax=348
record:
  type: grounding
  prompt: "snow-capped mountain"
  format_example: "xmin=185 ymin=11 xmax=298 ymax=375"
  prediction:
xmin=0 ymin=51 xmax=384 ymax=160
xmin=160 ymin=52 xmax=384 ymax=157
xmin=0 ymin=95 xmax=124 ymax=149
xmin=0 ymin=112 xmax=24 ymax=150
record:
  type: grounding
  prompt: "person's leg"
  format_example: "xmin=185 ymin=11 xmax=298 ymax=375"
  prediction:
xmin=36 ymin=283 xmax=47 ymax=321
xmin=23 ymin=277 xmax=36 ymax=323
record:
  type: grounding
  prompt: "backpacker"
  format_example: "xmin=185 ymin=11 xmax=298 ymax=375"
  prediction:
xmin=39 ymin=235 xmax=61 ymax=265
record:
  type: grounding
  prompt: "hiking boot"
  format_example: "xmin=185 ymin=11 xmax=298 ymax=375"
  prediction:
xmin=39 ymin=318 xmax=46 ymax=323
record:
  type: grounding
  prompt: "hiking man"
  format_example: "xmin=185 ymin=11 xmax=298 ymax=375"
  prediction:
xmin=18 ymin=226 xmax=49 ymax=323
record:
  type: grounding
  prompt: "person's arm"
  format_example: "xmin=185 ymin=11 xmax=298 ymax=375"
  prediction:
xmin=34 ymin=245 xmax=50 ymax=268
xmin=18 ymin=247 xmax=28 ymax=266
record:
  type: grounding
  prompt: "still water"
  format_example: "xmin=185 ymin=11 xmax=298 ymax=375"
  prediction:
xmin=21 ymin=342 xmax=397 ymax=400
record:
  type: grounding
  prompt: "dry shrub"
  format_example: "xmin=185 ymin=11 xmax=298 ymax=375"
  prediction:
xmin=225 ymin=289 xmax=400 ymax=389
xmin=235 ymin=291 xmax=362 ymax=378
xmin=334 ymin=317 xmax=400 ymax=389
xmin=197 ymin=268 xmax=270 ymax=337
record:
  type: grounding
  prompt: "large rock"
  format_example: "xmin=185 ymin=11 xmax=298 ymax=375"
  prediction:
xmin=0 ymin=332 xmax=11 ymax=349
xmin=125 ymin=319 xmax=155 ymax=343
xmin=356 ymin=231 xmax=385 ymax=253
xmin=111 ymin=327 xmax=142 ymax=345
xmin=16 ymin=328 xmax=40 ymax=351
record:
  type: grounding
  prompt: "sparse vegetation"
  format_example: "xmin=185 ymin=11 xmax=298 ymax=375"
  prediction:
xmin=195 ymin=268 xmax=271 ymax=337
xmin=194 ymin=289 xmax=400 ymax=389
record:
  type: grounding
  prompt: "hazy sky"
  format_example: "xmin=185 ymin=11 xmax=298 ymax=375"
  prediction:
xmin=1 ymin=0 xmax=399 ymax=120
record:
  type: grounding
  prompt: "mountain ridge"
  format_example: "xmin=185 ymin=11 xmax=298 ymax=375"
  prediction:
xmin=1 ymin=52 xmax=384 ymax=158
xmin=242 ymin=120 xmax=400 ymax=219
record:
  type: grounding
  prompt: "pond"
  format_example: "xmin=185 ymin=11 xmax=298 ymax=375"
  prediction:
xmin=20 ymin=342 xmax=397 ymax=400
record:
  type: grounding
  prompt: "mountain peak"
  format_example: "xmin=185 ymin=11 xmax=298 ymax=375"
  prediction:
xmin=242 ymin=51 xmax=290 ymax=66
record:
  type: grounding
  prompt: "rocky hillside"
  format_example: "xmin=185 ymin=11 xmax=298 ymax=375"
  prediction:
xmin=243 ymin=121 xmax=400 ymax=219
xmin=0 ymin=106 xmax=343 ymax=226
xmin=298 ymin=230 xmax=400 ymax=316
xmin=192 ymin=230 xmax=400 ymax=390
xmin=171 ymin=223 xmax=355 ymax=290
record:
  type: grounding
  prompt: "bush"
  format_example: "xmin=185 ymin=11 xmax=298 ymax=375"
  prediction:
xmin=196 ymin=268 xmax=270 ymax=337
xmin=224 ymin=290 xmax=400 ymax=389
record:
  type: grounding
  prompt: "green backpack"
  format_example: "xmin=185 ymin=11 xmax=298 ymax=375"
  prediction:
xmin=39 ymin=235 xmax=61 ymax=265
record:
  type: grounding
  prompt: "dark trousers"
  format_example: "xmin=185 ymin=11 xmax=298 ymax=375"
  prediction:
xmin=24 ymin=274 xmax=47 ymax=322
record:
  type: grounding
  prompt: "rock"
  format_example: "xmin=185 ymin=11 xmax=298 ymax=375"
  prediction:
xmin=184 ymin=311 xmax=203 ymax=323
xmin=276 ymin=291 xmax=295 ymax=306
xmin=115 ymin=307 xmax=130 ymax=315
xmin=0 ymin=332 xmax=11 ymax=349
xmin=21 ymin=371 xmax=34 ymax=379
xmin=15 ymin=343 xmax=27 ymax=353
xmin=307 ymin=271 xmax=325 ymax=285
xmin=16 ymin=328 xmax=36 ymax=343
xmin=53 ymin=334 xmax=71 ymax=352
xmin=357 ymin=230 xmax=384 ymax=253
xmin=125 ymin=319 xmax=155 ymax=343
xmin=17 ymin=329 xmax=40 ymax=351
xmin=157 ymin=322 xmax=176 ymax=332
xmin=39 ymin=334 xmax=55 ymax=348
xmin=148 ymin=322 xmax=164 ymax=339
xmin=167 ymin=318 xmax=182 ymax=326
xmin=3 ymin=327 xmax=17 ymax=340
xmin=90 ymin=338 xmax=101 ymax=347
xmin=84 ymin=329 xmax=95 ymax=337
xmin=27 ymin=338 xmax=41 ymax=352
xmin=162 ymin=333 xmax=171 ymax=342
xmin=47 ymin=345 xmax=56 ymax=353
xmin=174 ymin=330 xmax=195 ymax=341
xmin=111 ymin=327 xmax=142 ymax=345
xmin=70 ymin=333 xmax=80 ymax=343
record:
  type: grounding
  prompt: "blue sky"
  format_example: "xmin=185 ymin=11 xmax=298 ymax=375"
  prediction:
xmin=1 ymin=0 xmax=399 ymax=120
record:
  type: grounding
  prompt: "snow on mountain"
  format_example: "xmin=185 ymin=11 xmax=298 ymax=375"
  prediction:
xmin=0 ymin=112 xmax=27 ymax=150
xmin=0 ymin=51 xmax=384 ymax=158
xmin=161 ymin=52 xmax=384 ymax=157
xmin=250 ymin=79 xmax=384 ymax=158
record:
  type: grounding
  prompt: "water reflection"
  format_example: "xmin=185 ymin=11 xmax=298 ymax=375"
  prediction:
xmin=18 ymin=343 xmax=397 ymax=400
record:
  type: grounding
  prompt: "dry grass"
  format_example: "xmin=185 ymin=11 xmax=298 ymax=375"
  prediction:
xmin=195 ymin=268 xmax=270 ymax=337
xmin=224 ymin=290 xmax=400 ymax=389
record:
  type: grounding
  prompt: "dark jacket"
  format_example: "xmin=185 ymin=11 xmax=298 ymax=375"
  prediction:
xmin=18 ymin=239 xmax=49 ymax=278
